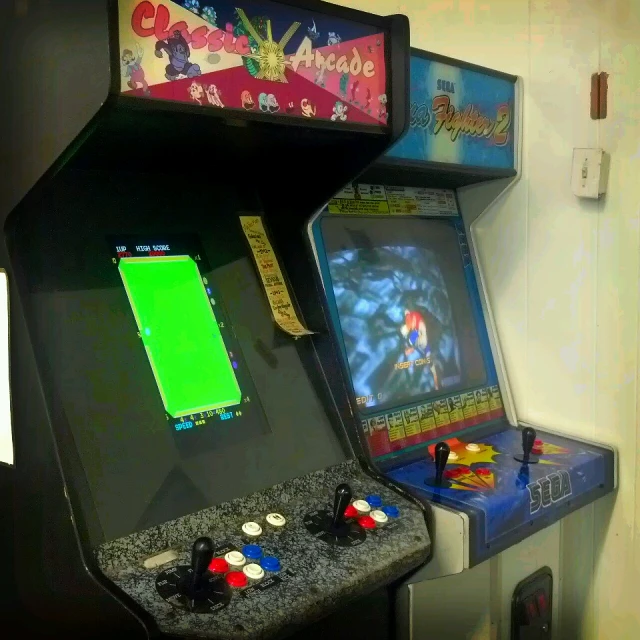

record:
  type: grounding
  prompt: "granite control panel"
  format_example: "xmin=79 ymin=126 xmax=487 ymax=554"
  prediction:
xmin=96 ymin=460 xmax=430 ymax=639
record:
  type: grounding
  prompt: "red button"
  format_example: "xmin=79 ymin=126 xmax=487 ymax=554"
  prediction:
xmin=225 ymin=571 xmax=248 ymax=588
xmin=358 ymin=516 xmax=376 ymax=529
xmin=532 ymin=448 xmax=543 ymax=456
xmin=209 ymin=557 xmax=229 ymax=574
xmin=344 ymin=504 xmax=358 ymax=518
xmin=534 ymin=439 xmax=543 ymax=447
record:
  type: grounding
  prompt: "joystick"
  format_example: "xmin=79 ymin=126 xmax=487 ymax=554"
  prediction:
xmin=330 ymin=483 xmax=352 ymax=536
xmin=514 ymin=426 xmax=539 ymax=464
xmin=155 ymin=536 xmax=231 ymax=613
xmin=186 ymin=537 xmax=215 ymax=597
xmin=425 ymin=441 xmax=453 ymax=488
xmin=303 ymin=483 xmax=367 ymax=547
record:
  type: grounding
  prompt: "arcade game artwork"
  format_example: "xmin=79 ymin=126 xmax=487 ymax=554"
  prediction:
xmin=323 ymin=216 xmax=486 ymax=413
xmin=118 ymin=0 xmax=390 ymax=125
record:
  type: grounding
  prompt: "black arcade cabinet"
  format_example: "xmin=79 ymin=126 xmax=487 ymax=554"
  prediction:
xmin=5 ymin=1 xmax=430 ymax=638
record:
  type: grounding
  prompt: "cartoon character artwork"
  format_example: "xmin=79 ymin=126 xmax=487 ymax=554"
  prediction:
xmin=205 ymin=84 xmax=224 ymax=108
xmin=155 ymin=30 xmax=201 ymax=81
xmin=188 ymin=81 xmax=205 ymax=105
xmin=307 ymin=19 xmax=320 ymax=41
xmin=258 ymin=93 xmax=280 ymax=113
xmin=327 ymin=32 xmax=342 ymax=46
xmin=315 ymin=62 xmax=327 ymax=88
xmin=350 ymin=80 xmax=360 ymax=104
xmin=401 ymin=309 xmax=440 ymax=390
xmin=241 ymin=90 xmax=255 ymax=110
xmin=301 ymin=98 xmax=316 ymax=118
xmin=378 ymin=94 xmax=388 ymax=120
xmin=183 ymin=0 xmax=201 ymax=15
xmin=339 ymin=73 xmax=349 ymax=98
xmin=122 ymin=43 xmax=150 ymax=95
xmin=331 ymin=101 xmax=348 ymax=122
xmin=363 ymin=88 xmax=372 ymax=113
xmin=286 ymin=101 xmax=295 ymax=115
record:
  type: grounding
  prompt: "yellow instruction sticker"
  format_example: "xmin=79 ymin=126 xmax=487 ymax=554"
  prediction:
xmin=402 ymin=407 xmax=421 ymax=437
xmin=433 ymin=399 xmax=451 ymax=428
xmin=418 ymin=403 xmax=436 ymax=432
xmin=386 ymin=411 xmax=406 ymax=442
xmin=240 ymin=216 xmax=314 ymax=337
xmin=488 ymin=385 xmax=503 ymax=410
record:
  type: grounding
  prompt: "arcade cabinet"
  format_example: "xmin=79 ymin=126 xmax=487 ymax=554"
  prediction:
xmin=305 ymin=49 xmax=617 ymax=639
xmin=5 ymin=1 xmax=430 ymax=638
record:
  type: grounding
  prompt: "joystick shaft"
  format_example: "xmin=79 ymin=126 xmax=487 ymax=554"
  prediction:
xmin=434 ymin=442 xmax=450 ymax=486
xmin=425 ymin=441 xmax=452 ymax=488
xmin=514 ymin=426 xmax=539 ymax=464
xmin=190 ymin=537 xmax=214 ymax=594
xmin=331 ymin=483 xmax=352 ymax=533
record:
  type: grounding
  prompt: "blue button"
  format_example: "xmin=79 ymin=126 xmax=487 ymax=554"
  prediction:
xmin=261 ymin=556 xmax=281 ymax=572
xmin=366 ymin=494 xmax=383 ymax=508
xmin=242 ymin=544 xmax=262 ymax=560
xmin=382 ymin=505 xmax=399 ymax=518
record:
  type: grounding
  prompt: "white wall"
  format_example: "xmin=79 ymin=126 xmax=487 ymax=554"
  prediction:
xmin=331 ymin=0 xmax=637 ymax=637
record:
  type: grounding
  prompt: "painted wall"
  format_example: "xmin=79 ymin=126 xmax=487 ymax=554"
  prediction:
xmin=331 ymin=0 xmax=638 ymax=637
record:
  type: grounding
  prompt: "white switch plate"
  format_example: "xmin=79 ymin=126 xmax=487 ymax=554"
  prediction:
xmin=572 ymin=148 xmax=609 ymax=199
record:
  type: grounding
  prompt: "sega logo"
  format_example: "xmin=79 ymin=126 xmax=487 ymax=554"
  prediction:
xmin=437 ymin=79 xmax=455 ymax=94
xmin=527 ymin=470 xmax=572 ymax=514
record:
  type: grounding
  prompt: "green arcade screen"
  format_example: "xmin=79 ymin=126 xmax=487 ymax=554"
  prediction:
xmin=118 ymin=255 xmax=241 ymax=417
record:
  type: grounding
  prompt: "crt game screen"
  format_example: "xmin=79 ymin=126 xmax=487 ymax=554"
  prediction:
xmin=322 ymin=217 xmax=487 ymax=412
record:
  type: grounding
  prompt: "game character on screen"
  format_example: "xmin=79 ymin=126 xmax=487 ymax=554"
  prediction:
xmin=401 ymin=309 xmax=440 ymax=389
xmin=155 ymin=30 xmax=201 ymax=81
xmin=122 ymin=44 xmax=151 ymax=95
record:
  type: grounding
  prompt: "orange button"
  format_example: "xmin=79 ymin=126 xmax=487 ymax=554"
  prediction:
xmin=209 ymin=557 xmax=229 ymax=574
xmin=358 ymin=516 xmax=376 ymax=529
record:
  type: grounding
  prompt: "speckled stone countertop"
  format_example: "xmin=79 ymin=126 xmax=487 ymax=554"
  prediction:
xmin=96 ymin=460 xmax=430 ymax=639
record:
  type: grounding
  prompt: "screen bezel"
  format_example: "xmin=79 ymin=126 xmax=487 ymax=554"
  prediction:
xmin=312 ymin=211 xmax=499 ymax=423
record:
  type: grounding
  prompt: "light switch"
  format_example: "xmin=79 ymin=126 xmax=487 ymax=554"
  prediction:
xmin=572 ymin=148 xmax=609 ymax=199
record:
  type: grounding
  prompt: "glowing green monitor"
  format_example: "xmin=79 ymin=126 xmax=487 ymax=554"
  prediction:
xmin=118 ymin=255 xmax=241 ymax=417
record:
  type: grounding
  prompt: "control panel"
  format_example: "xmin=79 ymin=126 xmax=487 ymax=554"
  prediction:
xmin=96 ymin=461 xmax=430 ymax=639
xmin=388 ymin=425 xmax=615 ymax=566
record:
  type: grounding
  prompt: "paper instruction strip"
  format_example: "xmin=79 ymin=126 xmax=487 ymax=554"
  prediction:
xmin=240 ymin=216 xmax=314 ymax=337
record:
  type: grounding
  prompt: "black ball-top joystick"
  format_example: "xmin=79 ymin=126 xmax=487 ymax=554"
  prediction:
xmin=155 ymin=536 xmax=230 ymax=614
xmin=425 ymin=441 xmax=452 ymax=488
xmin=303 ymin=482 xmax=367 ymax=547
xmin=188 ymin=537 xmax=215 ymax=596
xmin=330 ymin=483 xmax=352 ymax=536
xmin=514 ymin=426 xmax=539 ymax=464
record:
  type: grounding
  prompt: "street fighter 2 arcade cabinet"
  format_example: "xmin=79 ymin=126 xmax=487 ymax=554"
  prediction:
xmin=5 ymin=1 xmax=430 ymax=638
xmin=305 ymin=50 xmax=617 ymax=639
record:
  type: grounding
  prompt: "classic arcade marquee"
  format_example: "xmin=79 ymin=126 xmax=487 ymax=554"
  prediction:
xmin=306 ymin=50 xmax=616 ymax=638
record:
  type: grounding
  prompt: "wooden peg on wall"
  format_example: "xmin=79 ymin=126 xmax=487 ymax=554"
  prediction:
xmin=591 ymin=72 xmax=609 ymax=120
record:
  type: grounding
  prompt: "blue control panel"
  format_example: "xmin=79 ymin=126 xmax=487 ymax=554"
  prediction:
xmin=387 ymin=425 xmax=615 ymax=565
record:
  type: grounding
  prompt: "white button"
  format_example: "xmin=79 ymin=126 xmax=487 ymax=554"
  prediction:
xmin=371 ymin=510 xmax=388 ymax=524
xmin=243 ymin=563 xmax=265 ymax=580
xmin=353 ymin=499 xmax=371 ymax=514
xmin=242 ymin=522 xmax=263 ymax=537
xmin=447 ymin=451 xmax=459 ymax=461
xmin=266 ymin=513 xmax=286 ymax=527
xmin=465 ymin=443 xmax=481 ymax=452
xmin=225 ymin=551 xmax=246 ymax=567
